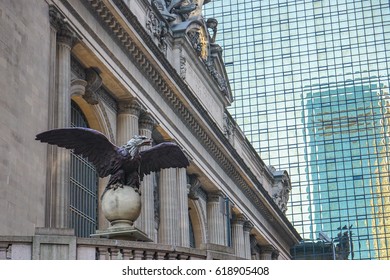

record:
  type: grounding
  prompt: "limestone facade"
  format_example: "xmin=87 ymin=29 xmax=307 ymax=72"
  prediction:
xmin=0 ymin=0 xmax=300 ymax=259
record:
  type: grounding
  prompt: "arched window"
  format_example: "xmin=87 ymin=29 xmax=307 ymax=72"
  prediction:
xmin=69 ymin=101 xmax=99 ymax=237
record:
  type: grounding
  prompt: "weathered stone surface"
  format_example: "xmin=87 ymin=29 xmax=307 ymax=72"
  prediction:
xmin=0 ymin=0 xmax=49 ymax=235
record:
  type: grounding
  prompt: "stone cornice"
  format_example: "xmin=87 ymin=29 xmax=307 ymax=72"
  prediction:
xmin=65 ymin=0 xmax=300 ymax=243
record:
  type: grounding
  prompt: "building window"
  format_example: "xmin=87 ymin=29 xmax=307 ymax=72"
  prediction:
xmin=69 ymin=101 xmax=99 ymax=237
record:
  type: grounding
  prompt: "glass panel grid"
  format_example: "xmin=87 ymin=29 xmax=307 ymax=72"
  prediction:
xmin=205 ymin=0 xmax=390 ymax=259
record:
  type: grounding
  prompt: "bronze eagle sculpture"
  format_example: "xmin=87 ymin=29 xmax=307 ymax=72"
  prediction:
xmin=35 ymin=127 xmax=189 ymax=194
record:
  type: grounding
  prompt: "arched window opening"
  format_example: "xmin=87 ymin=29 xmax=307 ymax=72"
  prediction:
xmin=70 ymin=101 xmax=99 ymax=237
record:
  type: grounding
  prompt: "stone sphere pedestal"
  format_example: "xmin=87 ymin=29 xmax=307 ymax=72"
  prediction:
xmin=101 ymin=185 xmax=141 ymax=227
xmin=90 ymin=185 xmax=151 ymax=241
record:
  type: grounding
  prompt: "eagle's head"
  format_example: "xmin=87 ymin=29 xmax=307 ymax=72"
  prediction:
xmin=123 ymin=135 xmax=152 ymax=157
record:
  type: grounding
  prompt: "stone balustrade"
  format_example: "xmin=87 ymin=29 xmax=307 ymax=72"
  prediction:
xmin=0 ymin=233 xmax=241 ymax=260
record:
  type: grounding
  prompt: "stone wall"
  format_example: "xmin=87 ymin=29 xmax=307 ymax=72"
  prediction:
xmin=0 ymin=0 xmax=50 ymax=235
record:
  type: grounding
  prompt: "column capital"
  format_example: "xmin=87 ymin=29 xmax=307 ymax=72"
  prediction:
xmin=139 ymin=111 xmax=157 ymax=131
xmin=232 ymin=213 xmax=246 ymax=225
xmin=243 ymin=221 xmax=254 ymax=232
xmin=271 ymin=250 xmax=280 ymax=260
xmin=49 ymin=5 xmax=63 ymax=30
xmin=207 ymin=191 xmax=223 ymax=203
xmin=118 ymin=98 xmax=142 ymax=116
xmin=260 ymin=245 xmax=276 ymax=255
xmin=49 ymin=6 xmax=79 ymax=48
xmin=57 ymin=28 xmax=78 ymax=49
xmin=259 ymin=245 xmax=276 ymax=260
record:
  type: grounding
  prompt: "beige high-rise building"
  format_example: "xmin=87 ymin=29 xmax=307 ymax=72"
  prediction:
xmin=0 ymin=0 xmax=300 ymax=260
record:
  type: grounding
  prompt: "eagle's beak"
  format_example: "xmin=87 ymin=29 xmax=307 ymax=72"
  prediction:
xmin=142 ymin=138 xmax=152 ymax=146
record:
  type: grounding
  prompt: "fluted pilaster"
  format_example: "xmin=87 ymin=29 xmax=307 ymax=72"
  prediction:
xmin=50 ymin=7 xmax=79 ymax=228
xmin=158 ymin=168 xmax=179 ymax=245
xmin=45 ymin=8 xmax=59 ymax=228
xmin=231 ymin=214 xmax=246 ymax=258
xmin=207 ymin=191 xmax=225 ymax=245
xmin=138 ymin=112 xmax=155 ymax=240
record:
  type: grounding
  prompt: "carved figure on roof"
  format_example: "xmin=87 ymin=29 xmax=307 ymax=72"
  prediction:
xmin=153 ymin=0 xmax=195 ymax=22
xmin=270 ymin=168 xmax=292 ymax=214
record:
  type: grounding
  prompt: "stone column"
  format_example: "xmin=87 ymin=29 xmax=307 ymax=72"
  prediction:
xmin=138 ymin=112 xmax=155 ymax=240
xmin=116 ymin=99 xmax=141 ymax=228
xmin=231 ymin=214 xmax=246 ymax=258
xmin=259 ymin=245 xmax=275 ymax=260
xmin=207 ymin=191 xmax=225 ymax=245
xmin=50 ymin=9 xmax=79 ymax=228
xmin=243 ymin=221 xmax=253 ymax=260
xmin=117 ymin=99 xmax=141 ymax=146
xmin=177 ymin=168 xmax=189 ymax=247
xmin=158 ymin=168 xmax=179 ymax=245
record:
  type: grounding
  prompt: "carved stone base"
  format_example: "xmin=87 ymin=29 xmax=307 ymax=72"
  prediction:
xmin=91 ymin=225 xmax=152 ymax=242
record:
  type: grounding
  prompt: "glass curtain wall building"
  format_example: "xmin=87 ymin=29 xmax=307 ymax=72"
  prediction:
xmin=204 ymin=0 xmax=390 ymax=259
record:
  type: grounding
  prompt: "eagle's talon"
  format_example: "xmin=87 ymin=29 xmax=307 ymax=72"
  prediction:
xmin=112 ymin=183 xmax=123 ymax=190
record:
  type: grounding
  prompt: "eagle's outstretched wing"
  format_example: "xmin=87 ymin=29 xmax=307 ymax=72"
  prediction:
xmin=139 ymin=142 xmax=189 ymax=180
xmin=35 ymin=127 xmax=123 ymax=178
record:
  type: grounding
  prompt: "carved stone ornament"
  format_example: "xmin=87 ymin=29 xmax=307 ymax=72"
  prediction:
xmin=70 ymin=79 xmax=88 ymax=97
xmin=205 ymin=58 xmax=228 ymax=94
xmin=187 ymin=27 xmax=209 ymax=61
xmin=223 ymin=112 xmax=234 ymax=139
xmin=180 ymin=54 xmax=187 ymax=80
xmin=152 ymin=0 xmax=198 ymax=22
xmin=271 ymin=171 xmax=292 ymax=214
xmin=146 ymin=9 xmax=168 ymax=55
xmin=83 ymin=68 xmax=103 ymax=105
xmin=188 ymin=174 xmax=202 ymax=200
